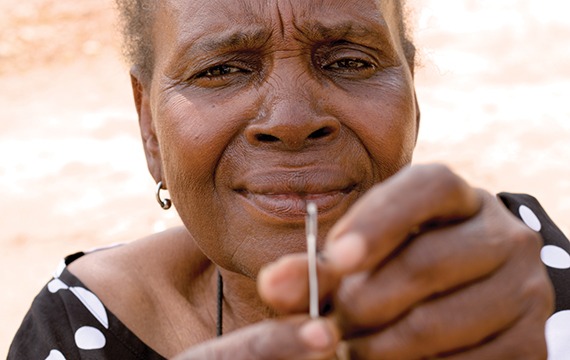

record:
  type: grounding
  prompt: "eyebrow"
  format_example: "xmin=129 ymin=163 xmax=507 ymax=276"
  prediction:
xmin=177 ymin=26 xmax=272 ymax=59
xmin=296 ymin=18 xmax=394 ymax=51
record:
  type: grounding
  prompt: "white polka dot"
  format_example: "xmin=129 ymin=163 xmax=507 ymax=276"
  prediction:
xmin=47 ymin=279 xmax=68 ymax=293
xmin=53 ymin=260 xmax=66 ymax=278
xmin=519 ymin=205 xmax=541 ymax=232
xmin=45 ymin=349 xmax=66 ymax=360
xmin=70 ymin=287 xmax=109 ymax=328
xmin=74 ymin=326 xmax=106 ymax=350
xmin=546 ymin=310 xmax=570 ymax=359
xmin=541 ymin=245 xmax=570 ymax=269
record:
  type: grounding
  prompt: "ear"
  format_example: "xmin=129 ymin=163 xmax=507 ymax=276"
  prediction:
xmin=130 ymin=67 xmax=164 ymax=185
xmin=414 ymin=89 xmax=421 ymax=143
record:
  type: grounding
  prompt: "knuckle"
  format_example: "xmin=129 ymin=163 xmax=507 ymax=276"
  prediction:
xmin=521 ymin=273 xmax=555 ymax=316
xmin=425 ymin=163 xmax=457 ymax=185
xmin=336 ymin=275 xmax=372 ymax=327
xmin=510 ymin=224 xmax=542 ymax=250
xmin=507 ymin=223 xmax=543 ymax=259
xmin=418 ymin=164 xmax=471 ymax=200
xmin=401 ymin=243 xmax=442 ymax=290
xmin=398 ymin=306 xmax=438 ymax=346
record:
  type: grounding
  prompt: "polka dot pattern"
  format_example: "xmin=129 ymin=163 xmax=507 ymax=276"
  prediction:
xmin=541 ymin=245 xmax=570 ymax=270
xmin=519 ymin=205 xmax=542 ymax=232
xmin=546 ymin=310 xmax=570 ymax=359
xmin=74 ymin=326 xmax=106 ymax=350
xmin=48 ymin=260 xmax=109 ymax=355
xmin=53 ymin=260 xmax=66 ymax=278
xmin=69 ymin=286 xmax=109 ymax=328
xmin=45 ymin=349 xmax=66 ymax=360
xmin=47 ymin=279 xmax=68 ymax=293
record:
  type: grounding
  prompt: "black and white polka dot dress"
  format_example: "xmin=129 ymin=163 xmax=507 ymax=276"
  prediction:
xmin=8 ymin=250 xmax=166 ymax=360
xmin=498 ymin=193 xmax=570 ymax=359
xmin=8 ymin=193 xmax=570 ymax=359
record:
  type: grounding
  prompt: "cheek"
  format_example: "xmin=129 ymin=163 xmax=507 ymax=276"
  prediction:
xmin=327 ymin=72 xmax=417 ymax=179
xmin=155 ymin=90 xmax=257 ymax=192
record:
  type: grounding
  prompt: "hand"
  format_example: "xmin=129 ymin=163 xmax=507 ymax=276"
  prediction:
xmin=172 ymin=315 xmax=340 ymax=360
xmin=259 ymin=164 xmax=555 ymax=359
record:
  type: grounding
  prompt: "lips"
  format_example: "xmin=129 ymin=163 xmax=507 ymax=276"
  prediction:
xmin=233 ymin=167 xmax=360 ymax=222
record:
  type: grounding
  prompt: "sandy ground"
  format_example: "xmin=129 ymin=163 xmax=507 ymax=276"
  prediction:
xmin=1 ymin=0 xmax=569 ymax=355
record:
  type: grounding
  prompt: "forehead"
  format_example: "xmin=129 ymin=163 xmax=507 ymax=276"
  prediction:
xmin=153 ymin=0 xmax=402 ymax=56
xmin=161 ymin=0 xmax=393 ymax=23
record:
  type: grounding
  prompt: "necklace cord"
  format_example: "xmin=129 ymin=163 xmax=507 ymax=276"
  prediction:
xmin=216 ymin=270 xmax=223 ymax=337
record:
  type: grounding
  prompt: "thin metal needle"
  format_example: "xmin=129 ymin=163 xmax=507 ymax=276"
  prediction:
xmin=306 ymin=201 xmax=319 ymax=319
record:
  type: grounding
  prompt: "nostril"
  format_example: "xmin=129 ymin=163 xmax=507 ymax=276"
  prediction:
xmin=308 ymin=126 xmax=334 ymax=140
xmin=255 ymin=133 xmax=280 ymax=143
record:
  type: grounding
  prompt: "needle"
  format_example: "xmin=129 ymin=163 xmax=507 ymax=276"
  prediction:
xmin=306 ymin=201 xmax=319 ymax=319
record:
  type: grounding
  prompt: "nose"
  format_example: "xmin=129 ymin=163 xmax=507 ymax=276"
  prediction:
xmin=245 ymin=86 xmax=340 ymax=150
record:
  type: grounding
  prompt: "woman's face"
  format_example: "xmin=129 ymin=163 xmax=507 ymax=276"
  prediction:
xmin=136 ymin=0 xmax=419 ymax=278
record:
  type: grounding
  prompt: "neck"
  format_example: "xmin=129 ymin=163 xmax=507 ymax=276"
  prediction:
xmin=215 ymin=267 xmax=277 ymax=333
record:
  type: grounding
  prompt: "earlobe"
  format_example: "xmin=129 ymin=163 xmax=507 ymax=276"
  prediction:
xmin=130 ymin=67 xmax=164 ymax=184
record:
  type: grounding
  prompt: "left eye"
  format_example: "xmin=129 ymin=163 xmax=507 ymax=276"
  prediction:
xmin=326 ymin=58 xmax=374 ymax=71
xmin=196 ymin=65 xmax=244 ymax=78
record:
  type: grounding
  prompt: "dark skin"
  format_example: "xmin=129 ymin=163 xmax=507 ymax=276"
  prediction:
xmin=70 ymin=0 xmax=554 ymax=358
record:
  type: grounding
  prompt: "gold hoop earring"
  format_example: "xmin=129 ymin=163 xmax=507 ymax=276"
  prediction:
xmin=156 ymin=181 xmax=172 ymax=210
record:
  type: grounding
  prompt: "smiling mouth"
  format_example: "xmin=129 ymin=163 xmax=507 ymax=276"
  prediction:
xmin=232 ymin=166 xmax=363 ymax=222
xmin=235 ymin=184 xmax=357 ymax=222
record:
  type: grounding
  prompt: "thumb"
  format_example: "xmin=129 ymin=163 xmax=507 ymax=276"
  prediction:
xmin=172 ymin=316 xmax=340 ymax=360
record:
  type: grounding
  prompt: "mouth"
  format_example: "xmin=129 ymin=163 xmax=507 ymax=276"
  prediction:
xmin=233 ymin=169 xmax=360 ymax=222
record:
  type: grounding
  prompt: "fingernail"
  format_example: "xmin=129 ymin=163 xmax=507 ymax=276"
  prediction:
xmin=326 ymin=233 xmax=365 ymax=273
xmin=299 ymin=319 xmax=336 ymax=351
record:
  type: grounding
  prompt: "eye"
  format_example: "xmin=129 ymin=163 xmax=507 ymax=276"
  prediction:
xmin=325 ymin=58 xmax=375 ymax=72
xmin=315 ymin=45 xmax=380 ymax=79
xmin=186 ymin=61 xmax=256 ymax=88
xmin=195 ymin=64 xmax=245 ymax=79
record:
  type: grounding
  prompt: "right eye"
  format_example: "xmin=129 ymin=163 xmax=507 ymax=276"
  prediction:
xmin=186 ymin=60 xmax=258 ymax=88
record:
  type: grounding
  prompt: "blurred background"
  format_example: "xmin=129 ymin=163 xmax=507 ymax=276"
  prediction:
xmin=1 ymin=0 xmax=569 ymax=355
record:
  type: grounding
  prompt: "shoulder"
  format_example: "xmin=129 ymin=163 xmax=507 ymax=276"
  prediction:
xmin=9 ymin=227 xmax=213 ymax=359
xmin=66 ymin=226 xmax=215 ymax=356
xmin=67 ymin=226 xmax=212 ymax=318
xmin=68 ymin=226 xmax=210 ymax=286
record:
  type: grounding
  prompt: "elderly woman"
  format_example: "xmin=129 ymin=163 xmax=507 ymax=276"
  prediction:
xmin=9 ymin=0 xmax=570 ymax=359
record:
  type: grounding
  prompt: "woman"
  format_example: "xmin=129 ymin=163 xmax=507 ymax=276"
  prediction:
xmin=9 ymin=0 xmax=569 ymax=358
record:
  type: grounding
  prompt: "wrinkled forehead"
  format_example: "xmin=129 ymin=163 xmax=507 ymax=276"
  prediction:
xmin=152 ymin=0 xmax=405 ymax=60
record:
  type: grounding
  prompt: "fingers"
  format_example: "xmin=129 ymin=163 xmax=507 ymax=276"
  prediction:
xmin=334 ymin=192 xmax=511 ymax=332
xmin=258 ymin=253 xmax=339 ymax=314
xmin=173 ymin=316 xmax=340 ymax=360
xmin=257 ymin=164 xmax=554 ymax=360
xmin=341 ymin=197 xmax=554 ymax=359
xmin=325 ymin=164 xmax=481 ymax=274
xmin=345 ymin=256 xmax=550 ymax=359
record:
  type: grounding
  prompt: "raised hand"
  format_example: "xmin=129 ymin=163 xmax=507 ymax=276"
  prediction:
xmin=259 ymin=164 xmax=554 ymax=359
